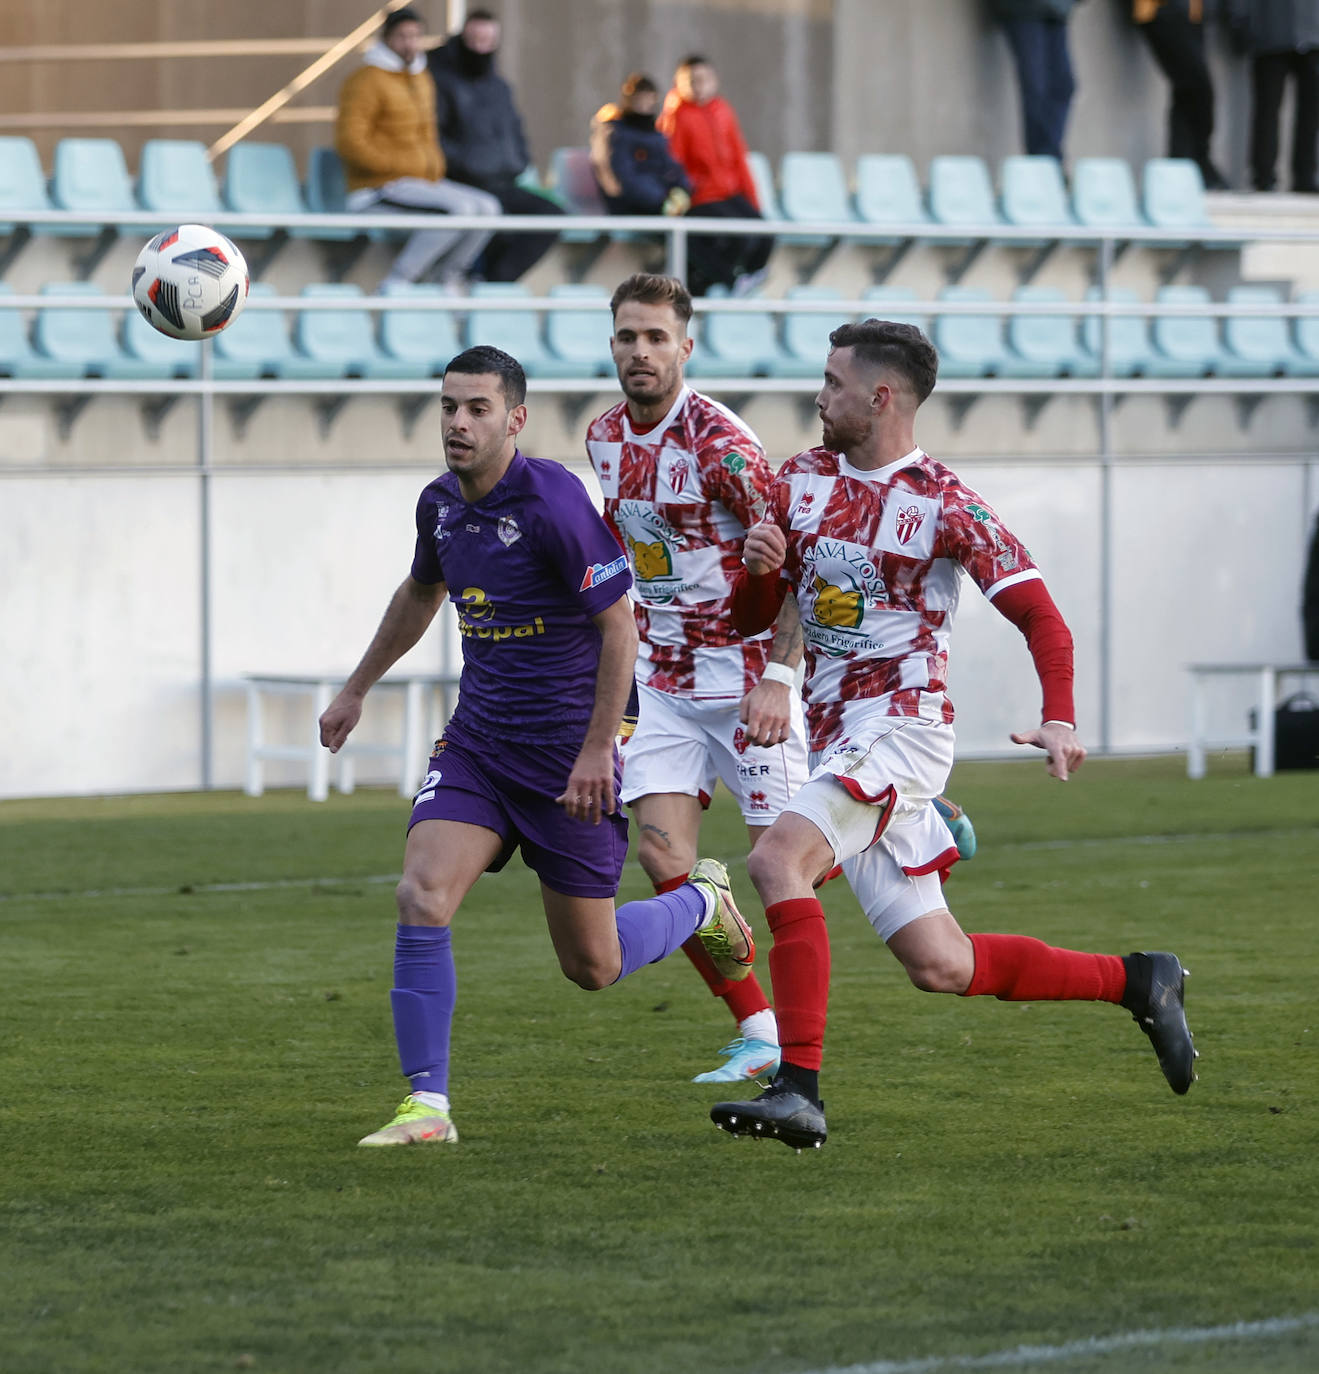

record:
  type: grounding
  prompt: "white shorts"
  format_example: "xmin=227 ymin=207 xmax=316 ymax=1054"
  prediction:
xmin=620 ymin=683 xmax=809 ymax=825
xmin=783 ymin=716 xmax=960 ymax=941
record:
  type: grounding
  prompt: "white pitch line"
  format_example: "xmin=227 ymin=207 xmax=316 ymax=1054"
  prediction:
xmin=800 ymin=1312 xmax=1319 ymax=1374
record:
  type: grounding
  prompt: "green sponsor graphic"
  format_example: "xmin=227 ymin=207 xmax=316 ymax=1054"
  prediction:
xmin=721 ymin=452 xmax=747 ymax=475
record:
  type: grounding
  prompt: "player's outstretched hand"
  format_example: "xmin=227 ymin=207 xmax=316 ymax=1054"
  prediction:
xmin=742 ymin=520 xmax=787 ymax=576
xmin=557 ymin=742 xmax=617 ymax=825
xmin=319 ymin=691 xmax=363 ymax=754
xmin=740 ymin=679 xmax=793 ymax=748
xmin=1010 ymin=722 xmax=1086 ymax=781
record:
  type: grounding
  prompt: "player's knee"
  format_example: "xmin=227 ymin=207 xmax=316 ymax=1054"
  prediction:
xmin=558 ymin=952 xmax=618 ymax=991
xmin=746 ymin=836 xmax=810 ymax=897
xmin=394 ymin=873 xmax=454 ymax=927
xmin=901 ymin=950 xmax=972 ymax=994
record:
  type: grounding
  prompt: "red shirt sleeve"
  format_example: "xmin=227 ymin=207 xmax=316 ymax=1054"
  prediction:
xmin=988 ymin=579 xmax=1076 ymax=727
xmin=730 ymin=566 xmax=788 ymax=637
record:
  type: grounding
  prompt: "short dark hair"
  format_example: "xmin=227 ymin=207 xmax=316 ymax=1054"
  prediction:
xmin=678 ymin=54 xmax=711 ymax=70
xmin=444 ymin=345 xmax=527 ymax=408
xmin=610 ymin=273 xmax=693 ymax=328
xmin=621 ymin=72 xmax=658 ymax=100
xmin=828 ymin=318 xmax=938 ymax=404
xmin=465 ymin=7 xmax=498 ymax=21
xmin=382 ymin=6 xmax=423 ymax=36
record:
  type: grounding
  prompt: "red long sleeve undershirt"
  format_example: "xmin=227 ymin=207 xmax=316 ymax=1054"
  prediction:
xmin=729 ymin=567 xmax=1075 ymax=726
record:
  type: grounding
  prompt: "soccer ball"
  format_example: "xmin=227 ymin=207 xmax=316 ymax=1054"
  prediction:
xmin=131 ymin=224 xmax=249 ymax=341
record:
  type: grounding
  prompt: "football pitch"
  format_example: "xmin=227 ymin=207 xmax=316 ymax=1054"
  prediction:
xmin=2 ymin=755 xmax=1316 ymax=1374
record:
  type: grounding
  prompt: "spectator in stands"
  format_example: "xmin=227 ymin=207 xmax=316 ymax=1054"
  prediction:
xmin=987 ymin=0 xmax=1082 ymax=161
xmin=658 ymin=55 xmax=773 ymax=296
xmin=1227 ymin=0 xmax=1319 ymax=193
xmin=428 ymin=8 xmax=564 ymax=281
xmin=1304 ymin=509 xmax=1319 ymax=659
xmin=1131 ymin=2 xmax=1229 ymax=190
xmin=590 ymin=74 xmax=693 ymax=218
xmin=335 ymin=6 xmax=501 ymax=288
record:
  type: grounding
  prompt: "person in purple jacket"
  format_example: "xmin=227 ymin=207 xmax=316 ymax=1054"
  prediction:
xmin=319 ymin=345 xmax=755 ymax=1148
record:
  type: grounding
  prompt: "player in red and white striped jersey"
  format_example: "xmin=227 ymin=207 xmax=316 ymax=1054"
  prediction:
xmin=586 ymin=273 xmax=809 ymax=1083
xmin=708 ymin=318 xmax=1197 ymax=1149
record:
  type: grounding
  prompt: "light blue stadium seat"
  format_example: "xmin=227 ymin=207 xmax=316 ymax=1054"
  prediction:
xmin=304 ymin=146 xmax=377 ymax=242
xmin=854 ymin=154 xmax=929 ymax=236
xmin=224 ymin=141 xmax=342 ymax=242
xmin=928 ymin=155 xmax=1003 ymax=234
xmin=515 ymin=164 xmax=543 ymax=192
xmin=1220 ymin=285 xmax=1302 ymax=377
xmin=1142 ymin=158 xmax=1227 ymax=247
xmin=212 ymin=281 xmax=326 ymax=379
xmin=545 ymin=283 xmax=614 ymax=375
xmin=49 ymin=138 xmax=140 ymax=238
xmin=745 ymin=151 xmax=783 ymax=221
xmin=691 ymin=287 xmax=792 ymax=377
xmin=1079 ymin=286 xmax=1156 ymax=377
xmin=933 ymin=286 xmax=1009 ymax=377
xmin=1004 ymin=286 xmax=1094 ymax=377
xmin=0 ymin=283 xmax=80 ymax=378
xmin=780 ymin=285 xmax=848 ymax=377
xmin=860 ymin=285 xmax=927 ymax=334
xmin=32 ymin=282 xmax=161 ymax=378
xmin=1149 ymin=284 xmax=1224 ymax=375
xmin=138 ymin=139 xmax=223 ymax=223
xmin=1000 ymin=156 xmax=1074 ymax=234
xmin=120 ymin=306 xmax=201 ymax=377
xmin=0 ymin=136 xmax=56 ymax=237
xmin=1290 ymin=289 xmax=1319 ymax=376
xmin=779 ymin=151 xmax=857 ymax=247
xmin=465 ymin=282 xmax=580 ymax=377
xmin=294 ymin=283 xmax=429 ymax=379
xmin=1071 ymin=158 xmax=1142 ymax=234
xmin=548 ymin=147 xmax=607 ymax=243
xmin=378 ymin=282 xmax=461 ymax=374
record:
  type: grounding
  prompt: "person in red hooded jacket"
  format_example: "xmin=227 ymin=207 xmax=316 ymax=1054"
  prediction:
xmin=658 ymin=56 xmax=773 ymax=296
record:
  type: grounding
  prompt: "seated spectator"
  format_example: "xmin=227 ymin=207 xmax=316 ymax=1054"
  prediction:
xmin=1227 ymin=0 xmax=1319 ymax=193
xmin=987 ymin=0 xmax=1082 ymax=162
xmin=335 ymin=6 xmax=501 ymax=288
xmin=590 ymin=74 xmax=692 ymax=218
xmin=658 ymin=55 xmax=773 ymax=296
xmin=428 ymin=8 xmax=564 ymax=281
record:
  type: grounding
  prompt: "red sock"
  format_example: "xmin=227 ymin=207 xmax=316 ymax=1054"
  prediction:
xmin=965 ymin=933 xmax=1126 ymax=1003
xmin=766 ymin=898 xmax=830 ymax=1071
xmin=656 ymin=874 xmax=772 ymax=1022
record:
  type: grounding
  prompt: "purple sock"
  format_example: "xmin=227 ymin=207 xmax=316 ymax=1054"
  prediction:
xmin=614 ymin=883 xmax=706 ymax=982
xmin=389 ymin=924 xmax=456 ymax=1097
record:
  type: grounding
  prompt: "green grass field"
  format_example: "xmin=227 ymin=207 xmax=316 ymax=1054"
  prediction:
xmin=2 ymin=756 xmax=1316 ymax=1374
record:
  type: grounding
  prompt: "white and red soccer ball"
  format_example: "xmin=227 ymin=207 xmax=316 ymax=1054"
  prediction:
xmin=131 ymin=223 xmax=249 ymax=341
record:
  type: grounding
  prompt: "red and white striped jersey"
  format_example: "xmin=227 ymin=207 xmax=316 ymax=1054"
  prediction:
xmin=770 ymin=445 xmax=1041 ymax=751
xmin=586 ymin=386 xmax=775 ymax=697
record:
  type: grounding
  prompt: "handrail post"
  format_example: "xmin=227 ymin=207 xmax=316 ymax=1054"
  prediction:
xmin=1097 ymin=234 xmax=1115 ymax=756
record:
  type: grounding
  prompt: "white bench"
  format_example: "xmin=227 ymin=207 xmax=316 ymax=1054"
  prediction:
xmin=1186 ymin=662 xmax=1319 ymax=778
xmin=243 ymin=673 xmax=458 ymax=802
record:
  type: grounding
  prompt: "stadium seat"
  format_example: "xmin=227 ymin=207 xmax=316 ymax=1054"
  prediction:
xmin=464 ymin=282 xmax=580 ymax=377
xmin=547 ymin=147 xmax=607 ymax=243
xmin=1079 ymin=286 xmax=1156 ymax=377
xmin=860 ymin=285 xmax=927 ymax=333
xmin=928 ymin=155 xmax=1003 ymax=233
xmin=0 ymin=283 xmax=81 ymax=378
xmin=138 ymin=139 xmax=223 ymax=221
xmin=1149 ymin=284 xmax=1224 ymax=375
xmin=932 ymin=286 xmax=1009 ymax=377
xmin=999 ymin=156 xmax=1074 ymax=233
xmin=854 ymin=154 xmax=929 ymax=234
xmin=120 ymin=306 xmax=201 ymax=377
xmin=1004 ymin=286 xmax=1094 ymax=377
xmin=1141 ymin=158 xmax=1231 ymax=249
xmin=691 ymin=287 xmax=792 ymax=377
xmin=745 ymin=151 xmax=783 ymax=221
xmin=32 ymin=281 xmax=162 ymax=378
xmin=0 ymin=136 xmax=55 ymax=238
xmin=294 ymin=283 xmax=430 ymax=379
xmin=545 ymin=283 xmax=614 ymax=375
xmin=49 ymin=137 xmax=141 ymax=238
xmin=225 ymin=141 xmax=340 ymax=242
xmin=778 ymin=151 xmax=857 ymax=247
xmin=1290 ymin=289 xmax=1319 ymax=376
xmin=377 ymin=282 xmax=461 ymax=374
xmin=1071 ymin=157 xmax=1142 ymax=234
xmin=306 ymin=146 xmax=348 ymax=215
xmin=1219 ymin=285 xmax=1303 ymax=377
xmin=211 ymin=282 xmax=326 ymax=379
xmin=780 ymin=285 xmax=848 ymax=377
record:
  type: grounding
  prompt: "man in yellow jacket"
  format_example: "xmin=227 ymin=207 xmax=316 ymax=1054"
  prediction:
xmin=336 ymin=6 xmax=500 ymax=287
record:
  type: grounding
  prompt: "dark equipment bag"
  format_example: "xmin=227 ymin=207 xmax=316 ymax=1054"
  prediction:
xmin=1250 ymin=693 xmax=1319 ymax=771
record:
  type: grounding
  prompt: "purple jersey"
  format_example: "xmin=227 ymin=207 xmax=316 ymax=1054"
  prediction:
xmin=411 ymin=452 xmax=633 ymax=744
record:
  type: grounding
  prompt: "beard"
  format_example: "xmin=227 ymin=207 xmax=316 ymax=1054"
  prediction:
xmin=821 ymin=411 xmax=870 ymax=452
xmin=620 ymin=361 xmax=678 ymax=406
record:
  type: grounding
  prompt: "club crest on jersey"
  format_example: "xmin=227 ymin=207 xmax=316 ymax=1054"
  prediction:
xmin=497 ymin=517 xmax=522 ymax=547
xmin=433 ymin=503 xmax=451 ymax=543
xmin=429 ymin=739 xmax=448 ymax=759
xmin=580 ymin=554 xmax=628 ymax=591
xmin=668 ymin=456 xmax=691 ymax=495
xmin=732 ymin=725 xmax=748 ymax=756
xmin=895 ymin=504 xmax=925 ymax=545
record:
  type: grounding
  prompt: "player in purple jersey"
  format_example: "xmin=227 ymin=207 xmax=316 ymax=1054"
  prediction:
xmin=318 ymin=346 xmax=757 ymax=1147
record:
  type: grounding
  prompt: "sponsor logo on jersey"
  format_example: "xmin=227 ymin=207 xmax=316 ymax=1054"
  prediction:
xmin=895 ymin=504 xmax=925 ymax=545
xmin=628 ymin=535 xmax=673 ymax=581
xmin=802 ymin=540 xmax=887 ymax=656
xmin=748 ymin=789 xmax=770 ymax=810
xmin=579 ymin=554 xmax=629 ymax=591
xmin=455 ymin=586 xmax=546 ymax=641
xmin=722 ymin=451 xmax=748 ymax=475
xmin=497 ymin=517 xmax=522 ymax=547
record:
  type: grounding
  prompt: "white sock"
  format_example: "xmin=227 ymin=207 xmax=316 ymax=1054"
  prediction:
xmin=694 ymin=880 xmax=717 ymax=929
xmin=739 ymin=1010 xmax=778 ymax=1046
xmin=412 ymin=1090 xmax=450 ymax=1113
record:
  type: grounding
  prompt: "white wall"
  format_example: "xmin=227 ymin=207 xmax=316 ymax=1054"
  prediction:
xmin=3 ymin=455 xmax=1315 ymax=799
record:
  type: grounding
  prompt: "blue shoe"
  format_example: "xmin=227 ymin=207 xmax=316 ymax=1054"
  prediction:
xmin=692 ymin=1037 xmax=781 ymax=1084
xmin=933 ymin=794 xmax=977 ymax=860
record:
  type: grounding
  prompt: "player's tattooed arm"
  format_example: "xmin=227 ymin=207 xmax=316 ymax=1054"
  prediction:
xmin=742 ymin=591 xmax=801 ymax=747
xmin=768 ymin=588 xmax=803 ymax=668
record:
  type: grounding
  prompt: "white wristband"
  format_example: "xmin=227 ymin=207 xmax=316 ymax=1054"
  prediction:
xmin=760 ymin=662 xmax=797 ymax=687
xmin=1042 ymin=719 xmax=1075 ymax=730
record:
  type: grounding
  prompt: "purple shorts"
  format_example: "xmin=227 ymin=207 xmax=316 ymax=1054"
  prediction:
xmin=408 ymin=733 xmax=629 ymax=899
